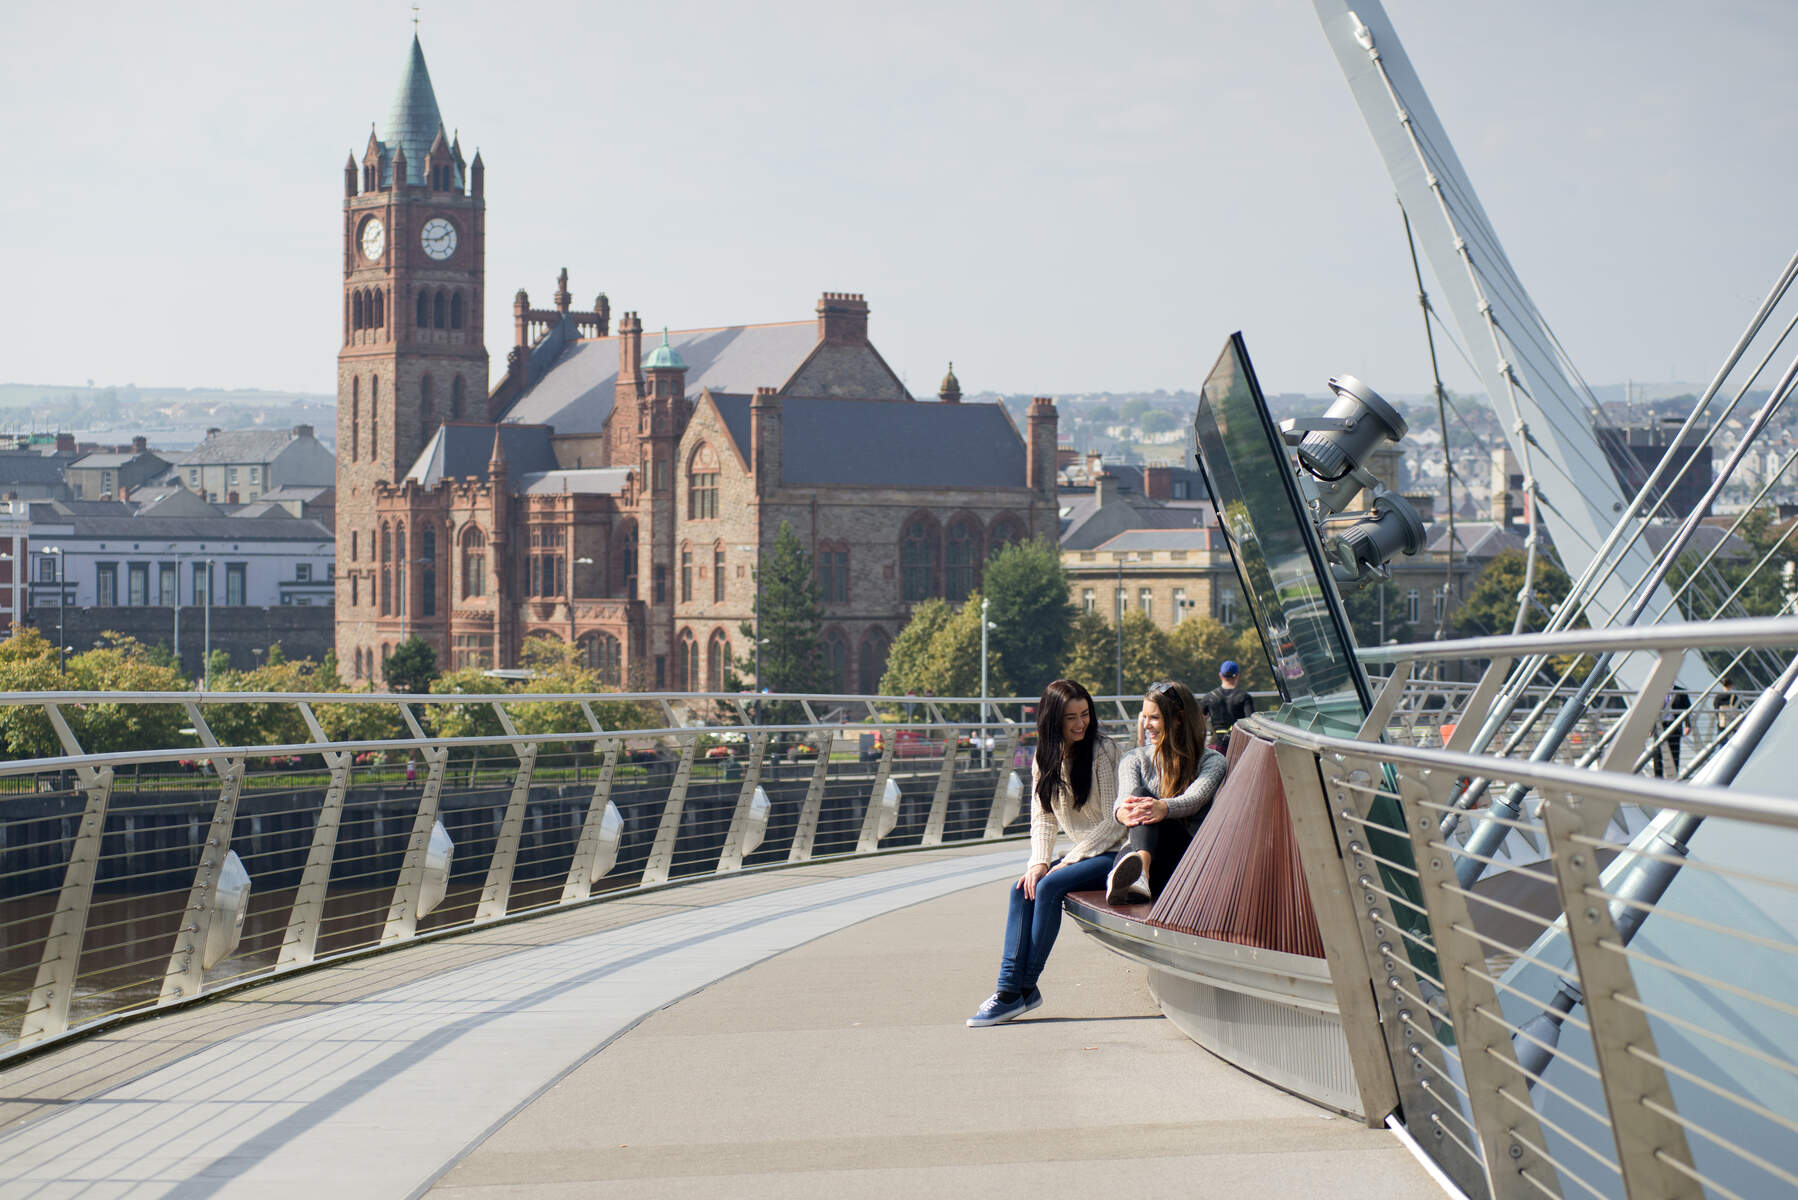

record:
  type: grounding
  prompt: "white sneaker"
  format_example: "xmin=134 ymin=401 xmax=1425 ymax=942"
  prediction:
xmin=1106 ymin=852 xmax=1146 ymax=904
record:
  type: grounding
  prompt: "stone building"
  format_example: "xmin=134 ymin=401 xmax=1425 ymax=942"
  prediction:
xmin=169 ymin=425 xmax=336 ymax=505
xmin=334 ymin=37 xmax=1058 ymax=688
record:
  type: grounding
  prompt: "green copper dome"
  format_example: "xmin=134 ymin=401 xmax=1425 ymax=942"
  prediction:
xmin=644 ymin=328 xmax=687 ymax=371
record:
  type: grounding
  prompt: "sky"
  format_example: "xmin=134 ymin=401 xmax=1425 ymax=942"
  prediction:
xmin=2 ymin=0 xmax=1794 ymax=401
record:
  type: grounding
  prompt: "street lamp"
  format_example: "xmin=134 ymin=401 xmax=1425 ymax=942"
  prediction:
xmin=203 ymin=558 xmax=215 ymax=691
xmin=979 ymin=596 xmax=998 ymax=767
xmin=41 ymin=545 xmax=65 ymax=673
xmin=1113 ymin=553 xmax=1128 ymax=696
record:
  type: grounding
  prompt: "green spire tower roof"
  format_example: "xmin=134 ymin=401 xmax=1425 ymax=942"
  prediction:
xmin=644 ymin=328 xmax=687 ymax=371
xmin=381 ymin=35 xmax=455 ymax=188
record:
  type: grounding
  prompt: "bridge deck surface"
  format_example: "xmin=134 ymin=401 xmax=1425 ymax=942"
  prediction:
xmin=1 ymin=843 xmax=1442 ymax=1198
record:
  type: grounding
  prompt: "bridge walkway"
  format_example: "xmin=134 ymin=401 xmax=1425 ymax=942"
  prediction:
xmin=0 ymin=843 xmax=1441 ymax=1199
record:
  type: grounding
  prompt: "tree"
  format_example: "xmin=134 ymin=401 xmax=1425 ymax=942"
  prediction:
xmin=1452 ymin=548 xmax=1573 ymax=639
xmin=1165 ymin=616 xmax=1241 ymax=690
xmin=730 ymin=521 xmax=829 ymax=697
xmin=1059 ymin=610 xmax=1169 ymax=697
xmin=1710 ymin=504 xmax=1797 ymax=617
xmin=383 ymin=636 xmax=439 ymax=694
xmin=61 ymin=634 xmax=190 ymax=755
xmin=0 ymin=628 xmax=65 ymax=759
xmin=202 ymin=654 xmax=333 ymax=748
xmin=1138 ymin=410 xmax=1177 ymax=435
xmin=879 ymin=594 xmax=1008 ymax=710
xmin=983 ymin=538 xmax=1075 ymax=698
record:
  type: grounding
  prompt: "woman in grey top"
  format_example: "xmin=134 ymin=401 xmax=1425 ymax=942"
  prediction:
xmin=1105 ymin=680 xmax=1228 ymax=903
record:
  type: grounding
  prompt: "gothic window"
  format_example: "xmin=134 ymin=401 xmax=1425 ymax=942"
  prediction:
xmin=451 ymin=376 xmax=466 ymax=420
xmin=818 ymin=542 xmax=849 ymax=603
xmin=432 ymin=290 xmax=446 ymax=329
xmin=417 ymin=292 xmax=429 ymax=328
xmin=988 ymin=515 xmax=1027 ymax=554
xmin=713 ymin=544 xmax=726 ymax=603
xmin=351 ymin=530 xmax=359 ymax=561
xmin=680 ymin=544 xmax=692 ymax=603
xmin=460 ymin=525 xmax=486 ymax=599
xmin=823 ymin=629 xmax=849 ymax=694
xmin=450 ymin=291 xmax=465 ymax=330
xmin=350 ymin=379 xmax=360 ymax=461
xmin=615 ymin=522 xmax=638 ymax=600
xmin=687 ymin=444 xmax=719 ymax=519
xmin=373 ymin=289 xmax=385 ymax=329
xmin=421 ymin=527 xmax=437 ymax=618
xmin=653 ymin=564 xmax=667 ymax=603
xmin=706 ymin=629 xmax=730 ymax=692
xmin=352 ymin=291 xmax=365 ymax=330
xmin=944 ymin=516 xmax=981 ymax=602
xmin=379 ymin=524 xmax=392 ymax=616
xmin=578 ymin=632 xmax=622 ymax=687
xmin=350 ymin=573 xmax=359 ymax=608
xmin=370 ymin=376 xmax=380 ymax=462
xmin=395 ymin=524 xmax=407 ymax=616
xmin=900 ymin=514 xmax=940 ymax=602
xmin=858 ymin=628 xmax=890 ymax=694
xmin=675 ymin=629 xmax=698 ymax=692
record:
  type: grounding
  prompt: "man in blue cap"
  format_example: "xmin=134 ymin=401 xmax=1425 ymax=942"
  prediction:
xmin=1200 ymin=660 xmax=1255 ymax=753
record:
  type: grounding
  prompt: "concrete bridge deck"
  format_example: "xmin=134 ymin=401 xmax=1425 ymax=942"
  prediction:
xmin=0 ymin=843 xmax=1442 ymax=1199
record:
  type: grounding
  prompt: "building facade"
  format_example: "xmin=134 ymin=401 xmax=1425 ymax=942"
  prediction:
xmin=170 ymin=425 xmax=336 ymax=505
xmin=335 ymin=39 xmax=1058 ymax=688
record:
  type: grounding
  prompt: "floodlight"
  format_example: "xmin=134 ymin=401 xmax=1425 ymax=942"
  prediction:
xmin=1279 ymin=375 xmax=1408 ymax=513
xmin=1328 ymin=492 xmax=1427 ymax=584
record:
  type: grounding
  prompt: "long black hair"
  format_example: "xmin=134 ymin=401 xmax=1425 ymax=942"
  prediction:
xmin=1034 ymin=678 xmax=1102 ymax=812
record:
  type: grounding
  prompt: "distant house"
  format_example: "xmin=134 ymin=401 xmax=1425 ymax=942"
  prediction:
xmin=170 ymin=425 xmax=335 ymax=504
xmin=0 ymin=452 xmax=72 ymax=502
xmin=65 ymin=439 xmax=168 ymax=500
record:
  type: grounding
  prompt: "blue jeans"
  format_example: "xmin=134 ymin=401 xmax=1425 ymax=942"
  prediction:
xmin=996 ymin=853 xmax=1115 ymax=994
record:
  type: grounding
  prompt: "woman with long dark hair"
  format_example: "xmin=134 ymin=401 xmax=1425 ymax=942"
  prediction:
xmin=1105 ymin=680 xmax=1227 ymax=903
xmin=968 ymin=678 xmax=1123 ymax=1027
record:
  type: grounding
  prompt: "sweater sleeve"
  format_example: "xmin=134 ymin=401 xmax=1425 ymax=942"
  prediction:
xmin=1064 ymin=740 xmax=1126 ymax=864
xmin=1028 ymin=757 xmax=1058 ymax=868
xmin=1163 ymin=748 xmax=1228 ymax=822
xmin=1114 ymin=746 xmax=1154 ymax=821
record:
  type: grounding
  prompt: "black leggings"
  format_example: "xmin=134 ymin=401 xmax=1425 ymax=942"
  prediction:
xmin=1124 ymin=818 xmax=1195 ymax=895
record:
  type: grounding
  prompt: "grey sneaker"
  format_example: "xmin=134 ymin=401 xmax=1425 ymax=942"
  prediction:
xmin=967 ymin=993 xmax=1028 ymax=1027
xmin=1106 ymin=852 xmax=1148 ymax=904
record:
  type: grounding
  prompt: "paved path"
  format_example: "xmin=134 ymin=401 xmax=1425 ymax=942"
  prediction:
xmin=0 ymin=844 xmax=1444 ymax=1199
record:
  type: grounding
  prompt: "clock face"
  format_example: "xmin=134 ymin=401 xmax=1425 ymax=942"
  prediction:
xmin=421 ymin=218 xmax=458 ymax=261
xmin=359 ymin=217 xmax=386 ymax=262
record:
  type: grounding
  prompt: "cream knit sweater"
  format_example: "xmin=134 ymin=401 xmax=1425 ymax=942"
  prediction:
xmin=1028 ymin=737 xmax=1125 ymax=869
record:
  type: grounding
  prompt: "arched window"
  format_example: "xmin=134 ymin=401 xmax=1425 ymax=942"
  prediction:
xmin=379 ymin=524 xmax=392 ymax=616
xmin=352 ymin=291 xmax=365 ymax=330
xmin=675 ymin=629 xmax=698 ymax=692
xmin=370 ymin=375 xmax=380 ymax=463
xmin=823 ymin=629 xmax=849 ymax=694
xmin=420 ymin=526 xmax=437 ymax=618
xmin=900 ymin=514 xmax=940 ymax=601
xmin=394 ymin=523 xmax=407 ymax=617
xmin=944 ymin=516 xmax=982 ymax=602
xmin=432 ymin=290 xmax=446 ymax=329
xmin=349 ymin=378 xmax=360 ymax=462
xmin=578 ymin=631 xmax=623 ymax=686
xmin=713 ymin=542 xmax=726 ymax=603
xmin=679 ymin=543 xmax=692 ymax=603
xmin=817 ymin=541 xmax=848 ymax=603
xmin=450 ymin=291 xmax=465 ymax=330
xmin=417 ymin=291 xmax=429 ymax=328
xmin=988 ymin=515 xmax=1027 ymax=554
xmin=451 ymin=376 xmax=466 ymax=420
xmin=420 ymin=375 xmax=434 ymax=433
xmin=373 ymin=289 xmax=385 ymax=329
xmin=615 ymin=521 xmax=638 ymax=600
xmin=460 ymin=525 xmax=486 ymax=599
xmin=350 ymin=530 xmax=359 ymax=561
xmin=706 ymin=629 xmax=730 ymax=691
xmin=687 ymin=444 xmax=719 ymax=519
xmin=858 ymin=628 xmax=890 ymax=694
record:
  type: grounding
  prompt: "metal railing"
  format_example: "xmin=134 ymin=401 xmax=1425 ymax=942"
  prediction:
xmin=0 ymin=690 xmax=1141 ymax=1061
xmin=1268 ymin=616 xmax=1798 ymax=1199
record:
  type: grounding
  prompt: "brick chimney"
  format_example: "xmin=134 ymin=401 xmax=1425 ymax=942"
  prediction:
xmin=816 ymin=292 xmax=869 ymax=344
xmin=131 ymin=435 xmax=147 ymax=454
xmin=55 ymin=433 xmax=75 ymax=453
xmin=618 ymin=311 xmax=643 ymax=385
xmin=1026 ymin=397 xmax=1058 ymax=498
xmin=294 ymin=424 xmax=314 ymax=439
xmin=513 ymin=289 xmax=530 ymax=349
xmin=751 ymin=387 xmax=782 ymax=497
xmin=1085 ymin=451 xmax=1103 ymax=481
xmin=1143 ymin=464 xmax=1171 ymax=500
xmin=1094 ymin=470 xmax=1118 ymax=509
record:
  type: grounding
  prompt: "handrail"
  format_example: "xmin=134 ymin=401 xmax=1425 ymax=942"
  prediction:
xmin=1355 ymin=613 xmax=1798 ymax=664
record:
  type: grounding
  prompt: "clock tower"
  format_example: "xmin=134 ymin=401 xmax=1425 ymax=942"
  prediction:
xmin=337 ymin=34 xmax=488 ymax=675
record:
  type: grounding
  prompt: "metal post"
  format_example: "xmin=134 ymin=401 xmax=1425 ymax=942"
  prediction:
xmin=476 ymin=702 xmax=538 ymax=921
xmin=278 ymin=702 xmax=351 ymax=967
xmin=980 ymin=596 xmax=990 ymax=769
xmin=982 ymin=723 xmax=1021 ymax=839
xmin=159 ymin=704 xmax=244 ymax=1004
xmin=860 ymin=731 xmax=896 ymax=850
xmin=57 ymin=546 xmax=66 ymax=672
xmin=788 ymin=729 xmax=835 ymax=862
xmin=381 ymin=703 xmax=449 ymax=943
xmin=642 ymin=735 xmax=698 ymax=886
xmin=19 ymin=705 xmax=114 ymax=1043
xmin=203 ymin=558 xmax=213 ymax=690
xmin=563 ymin=739 xmax=621 ymax=903
xmin=1115 ymin=558 xmax=1124 ymax=696
xmin=717 ymin=730 xmax=770 ymax=873
xmin=922 ymin=727 xmax=960 ymax=847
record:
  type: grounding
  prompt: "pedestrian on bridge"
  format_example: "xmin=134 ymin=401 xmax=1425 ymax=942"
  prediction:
xmin=1105 ymin=680 xmax=1227 ymax=904
xmin=968 ymin=678 xmax=1123 ymax=1028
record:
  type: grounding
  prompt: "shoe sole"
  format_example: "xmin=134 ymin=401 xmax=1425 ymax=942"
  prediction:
xmin=1105 ymin=854 xmax=1144 ymax=904
xmin=967 ymin=1008 xmax=1024 ymax=1028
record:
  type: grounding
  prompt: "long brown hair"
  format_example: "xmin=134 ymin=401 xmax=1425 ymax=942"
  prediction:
xmin=1034 ymin=679 xmax=1102 ymax=812
xmin=1146 ymin=681 xmax=1206 ymax=798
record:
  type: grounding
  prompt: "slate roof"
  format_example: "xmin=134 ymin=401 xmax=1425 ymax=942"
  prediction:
xmin=704 ymin=394 xmax=1027 ymax=489
xmin=381 ymin=36 xmax=458 ymax=189
xmin=173 ymin=429 xmax=303 ymax=466
xmin=1091 ymin=528 xmax=1219 ymax=554
xmin=69 ymin=451 xmax=161 ymax=470
xmin=402 ymin=424 xmax=557 ymax=489
xmin=517 ymin=468 xmax=632 ymax=496
xmin=1059 ymin=493 xmax=1214 ymax=551
xmin=257 ymin=484 xmax=334 ymax=503
xmin=1424 ymin=521 xmax=1524 ymax=559
xmin=58 ymin=514 xmax=334 ymax=542
xmin=0 ymin=453 xmax=69 ymax=487
xmin=501 ymin=322 xmax=820 ymax=434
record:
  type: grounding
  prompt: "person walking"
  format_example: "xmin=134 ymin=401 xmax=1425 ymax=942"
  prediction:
xmin=968 ymin=679 xmax=1123 ymax=1028
xmin=1200 ymin=660 xmax=1255 ymax=753
xmin=1654 ymin=688 xmax=1689 ymax=778
xmin=1105 ymin=681 xmax=1228 ymax=903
